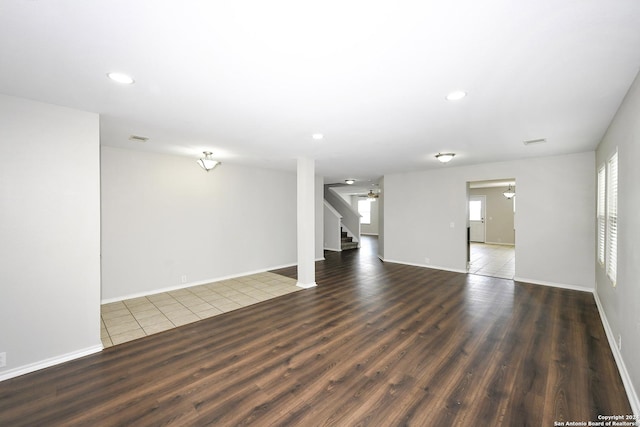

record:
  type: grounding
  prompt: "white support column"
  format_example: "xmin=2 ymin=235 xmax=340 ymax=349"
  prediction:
xmin=296 ymin=157 xmax=317 ymax=288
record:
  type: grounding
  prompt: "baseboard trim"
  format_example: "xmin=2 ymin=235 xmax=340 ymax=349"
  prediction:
xmin=593 ymin=292 xmax=640 ymax=416
xmin=101 ymin=263 xmax=299 ymax=304
xmin=296 ymin=281 xmax=317 ymax=289
xmin=484 ymin=241 xmax=515 ymax=246
xmin=383 ymin=259 xmax=467 ymax=274
xmin=324 ymin=246 xmax=342 ymax=252
xmin=512 ymin=276 xmax=593 ymax=293
xmin=0 ymin=345 xmax=103 ymax=382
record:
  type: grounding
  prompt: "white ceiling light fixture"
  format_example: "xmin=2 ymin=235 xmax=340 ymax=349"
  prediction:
xmin=312 ymin=133 xmax=324 ymax=140
xmin=445 ymin=90 xmax=467 ymax=101
xmin=523 ymin=138 xmax=547 ymax=146
xmin=345 ymin=179 xmax=355 ymax=185
xmin=503 ymin=184 xmax=516 ymax=199
xmin=128 ymin=135 xmax=148 ymax=142
xmin=435 ymin=152 xmax=456 ymax=163
xmin=107 ymin=72 xmax=135 ymax=85
xmin=197 ymin=151 xmax=221 ymax=172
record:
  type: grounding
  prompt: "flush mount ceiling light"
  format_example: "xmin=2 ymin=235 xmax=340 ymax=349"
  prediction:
xmin=435 ymin=152 xmax=456 ymax=163
xmin=312 ymin=133 xmax=324 ymax=140
xmin=503 ymin=184 xmax=516 ymax=199
xmin=367 ymin=190 xmax=379 ymax=201
xmin=445 ymin=90 xmax=467 ymax=101
xmin=197 ymin=151 xmax=221 ymax=172
xmin=523 ymin=138 xmax=547 ymax=146
xmin=107 ymin=72 xmax=135 ymax=84
xmin=345 ymin=179 xmax=355 ymax=185
xmin=128 ymin=135 xmax=148 ymax=142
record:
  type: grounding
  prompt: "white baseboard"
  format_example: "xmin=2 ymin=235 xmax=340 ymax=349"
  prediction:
xmin=383 ymin=259 xmax=467 ymax=274
xmin=512 ymin=276 xmax=593 ymax=293
xmin=296 ymin=281 xmax=317 ymax=289
xmin=0 ymin=345 xmax=103 ymax=382
xmin=484 ymin=241 xmax=515 ymax=246
xmin=324 ymin=246 xmax=342 ymax=252
xmin=361 ymin=233 xmax=379 ymax=236
xmin=593 ymin=292 xmax=640 ymax=416
xmin=101 ymin=263 xmax=299 ymax=304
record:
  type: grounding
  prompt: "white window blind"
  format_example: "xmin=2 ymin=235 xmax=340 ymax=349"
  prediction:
xmin=606 ymin=152 xmax=618 ymax=284
xmin=358 ymin=199 xmax=371 ymax=224
xmin=597 ymin=166 xmax=606 ymax=265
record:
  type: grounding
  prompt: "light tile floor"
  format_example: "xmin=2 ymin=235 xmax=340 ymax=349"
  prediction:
xmin=101 ymin=272 xmax=300 ymax=348
xmin=469 ymin=242 xmax=515 ymax=280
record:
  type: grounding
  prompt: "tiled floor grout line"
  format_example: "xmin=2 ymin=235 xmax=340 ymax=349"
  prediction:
xmin=101 ymin=273 xmax=299 ymax=348
xmin=469 ymin=242 xmax=515 ymax=280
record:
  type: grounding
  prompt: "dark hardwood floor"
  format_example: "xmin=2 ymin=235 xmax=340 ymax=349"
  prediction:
xmin=0 ymin=236 xmax=631 ymax=426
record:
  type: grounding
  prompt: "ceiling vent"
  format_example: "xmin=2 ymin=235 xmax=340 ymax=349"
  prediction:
xmin=523 ymin=138 xmax=546 ymax=146
xmin=129 ymin=135 xmax=149 ymax=142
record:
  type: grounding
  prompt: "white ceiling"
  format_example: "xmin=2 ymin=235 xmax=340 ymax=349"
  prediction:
xmin=1 ymin=0 xmax=639 ymax=184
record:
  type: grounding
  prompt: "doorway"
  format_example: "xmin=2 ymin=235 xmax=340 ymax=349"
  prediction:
xmin=467 ymin=179 xmax=516 ymax=279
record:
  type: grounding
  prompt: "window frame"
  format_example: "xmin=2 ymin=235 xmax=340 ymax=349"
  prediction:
xmin=606 ymin=151 xmax=618 ymax=285
xmin=597 ymin=165 xmax=606 ymax=266
xmin=358 ymin=199 xmax=371 ymax=225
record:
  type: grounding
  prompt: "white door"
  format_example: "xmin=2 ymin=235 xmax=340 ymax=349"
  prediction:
xmin=469 ymin=196 xmax=486 ymax=242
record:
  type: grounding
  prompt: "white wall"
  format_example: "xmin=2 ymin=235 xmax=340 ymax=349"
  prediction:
xmin=378 ymin=177 xmax=385 ymax=259
xmin=0 ymin=95 xmax=101 ymax=380
xmin=595 ymin=71 xmax=640 ymax=413
xmin=315 ymin=176 xmax=324 ymax=259
xmin=324 ymin=202 xmax=342 ymax=251
xmin=384 ymin=151 xmax=595 ymax=290
xmin=101 ymin=147 xmax=298 ymax=301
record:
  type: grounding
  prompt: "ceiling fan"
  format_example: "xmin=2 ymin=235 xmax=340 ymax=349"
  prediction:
xmin=358 ymin=189 xmax=379 ymax=201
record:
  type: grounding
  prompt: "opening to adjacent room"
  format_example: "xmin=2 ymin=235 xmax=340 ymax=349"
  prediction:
xmin=467 ymin=179 xmax=516 ymax=280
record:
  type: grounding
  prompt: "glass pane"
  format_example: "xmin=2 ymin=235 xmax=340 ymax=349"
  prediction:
xmin=469 ymin=200 xmax=482 ymax=221
xmin=358 ymin=200 xmax=371 ymax=224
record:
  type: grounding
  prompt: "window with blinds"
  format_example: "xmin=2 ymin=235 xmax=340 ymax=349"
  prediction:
xmin=358 ymin=199 xmax=371 ymax=225
xmin=606 ymin=152 xmax=618 ymax=285
xmin=597 ymin=166 xmax=606 ymax=265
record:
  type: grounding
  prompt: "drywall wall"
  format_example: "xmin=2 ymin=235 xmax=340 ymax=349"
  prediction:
xmin=324 ymin=202 xmax=342 ymax=251
xmin=378 ymin=177 xmax=385 ymax=260
xmin=0 ymin=94 xmax=101 ymax=380
xmin=384 ymin=151 xmax=595 ymax=289
xmin=101 ymin=147 xmax=299 ymax=301
xmin=315 ymin=176 xmax=324 ymax=259
xmin=469 ymin=187 xmax=515 ymax=244
xmin=595 ymin=70 xmax=640 ymax=412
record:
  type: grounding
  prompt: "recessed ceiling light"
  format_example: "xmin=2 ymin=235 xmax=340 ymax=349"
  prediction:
xmin=445 ymin=90 xmax=466 ymax=101
xmin=312 ymin=133 xmax=324 ymax=140
xmin=107 ymin=72 xmax=135 ymax=84
xmin=128 ymin=135 xmax=148 ymax=142
xmin=345 ymin=179 xmax=355 ymax=185
xmin=523 ymin=138 xmax=547 ymax=145
xmin=435 ymin=152 xmax=456 ymax=163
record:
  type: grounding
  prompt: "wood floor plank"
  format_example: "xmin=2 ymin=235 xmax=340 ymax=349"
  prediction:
xmin=0 ymin=237 xmax=632 ymax=426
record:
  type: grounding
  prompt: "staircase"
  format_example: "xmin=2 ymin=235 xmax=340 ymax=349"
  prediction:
xmin=341 ymin=227 xmax=359 ymax=251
